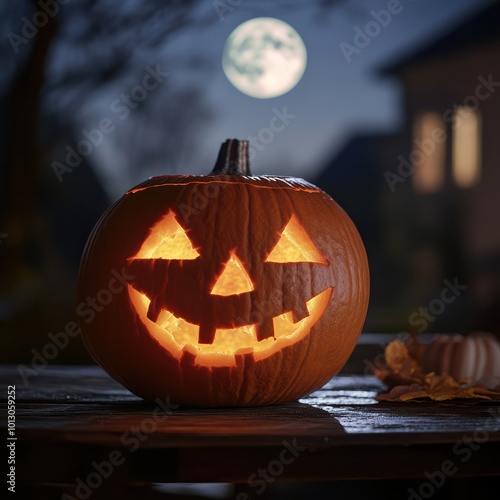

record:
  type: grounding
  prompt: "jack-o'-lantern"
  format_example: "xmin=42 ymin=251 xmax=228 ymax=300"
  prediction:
xmin=77 ymin=139 xmax=369 ymax=407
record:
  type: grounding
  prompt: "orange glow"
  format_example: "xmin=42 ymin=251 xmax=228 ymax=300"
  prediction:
xmin=210 ymin=253 xmax=254 ymax=296
xmin=265 ymin=214 xmax=328 ymax=265
xmin=412 ymin=112 xmax=445 ymax=193
xmin=128 ymin=285 xmax=332 ymax=367
xmin=132 ymin=210 xmax=199 ymax=260
xmin=452 ymin=107 xmax=481 ymax=188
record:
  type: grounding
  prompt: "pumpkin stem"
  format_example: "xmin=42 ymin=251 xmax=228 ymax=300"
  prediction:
xmin=210 ymin=139 xmax=252 ymax=176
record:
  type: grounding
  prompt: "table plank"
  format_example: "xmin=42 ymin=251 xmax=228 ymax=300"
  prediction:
xmin=2 ymin=365 xmax=500 ymax=484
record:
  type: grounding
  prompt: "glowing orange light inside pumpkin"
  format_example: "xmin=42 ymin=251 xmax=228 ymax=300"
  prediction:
xmin=210 ymin=253 xmax=254 ymax=296
xmin=266 ymin=214 xmax=328 ymax=265
xmin=127 ymin=209 xmax=333 ymax=367
xmin=132 ymin=210 xmax=199 ymax=260
xmin=128 ymin=285 xmax=332 ymax=367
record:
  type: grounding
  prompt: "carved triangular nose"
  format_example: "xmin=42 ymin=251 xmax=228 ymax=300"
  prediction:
xmin=210 ymin=253 xmax=254 ymax=296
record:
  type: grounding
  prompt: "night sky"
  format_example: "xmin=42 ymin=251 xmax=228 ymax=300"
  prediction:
xmin=197 ymin=0 xmax=494 ymax=175
xmin=2 ymin=0 xmax=496 ymax=198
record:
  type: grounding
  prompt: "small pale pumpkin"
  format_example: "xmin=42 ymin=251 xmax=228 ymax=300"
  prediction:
xmin=422 ymin=332 xmax=500 ymax=386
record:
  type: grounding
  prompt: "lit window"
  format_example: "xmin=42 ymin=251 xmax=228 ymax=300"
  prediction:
xmin=412 ymin=112 xmax=446 ymax=193
xmin=452 ymin=107 xmax=481 ymax=188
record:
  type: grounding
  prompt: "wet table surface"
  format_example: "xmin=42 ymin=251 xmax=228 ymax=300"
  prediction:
xmin=2 ymin=365 xmax=500 ymax=485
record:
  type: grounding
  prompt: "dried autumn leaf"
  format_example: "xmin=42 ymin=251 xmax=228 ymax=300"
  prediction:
xmin=376 ymin=382 xmax=500 ymax=402
xmin=378 ymin=340 xmax=425 ymax=382
xmin=372 ymin=338 xmax=500 ymax=402
xmin=375 ymin=384 xmax=424 ymax=402
xmin=384 ymin=340 xmax=408 ymax=373
xmin=425 ymin=372 xmax=459 ymax=391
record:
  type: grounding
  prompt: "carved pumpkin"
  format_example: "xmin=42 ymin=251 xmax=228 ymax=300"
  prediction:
xmin=77 ymin=139 xmax=369 ymax=406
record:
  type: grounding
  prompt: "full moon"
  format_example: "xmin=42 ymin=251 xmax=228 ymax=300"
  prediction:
xmin=222 ymin=17 xmax=307 ymax=99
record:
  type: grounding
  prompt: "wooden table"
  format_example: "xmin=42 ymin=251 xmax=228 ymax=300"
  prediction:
xmin=3 ymin=365 xmax=500 ymax=498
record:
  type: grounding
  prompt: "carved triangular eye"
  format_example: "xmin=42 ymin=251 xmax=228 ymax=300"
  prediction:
xmin=211 ymin=253 xmax=254 ymax=296
xmin=132 ymin=211 xmax=200 ymax=260
xmin=265 ymin=214 xmax=328 ymax=265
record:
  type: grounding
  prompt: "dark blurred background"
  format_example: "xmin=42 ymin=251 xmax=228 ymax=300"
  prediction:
xmin=1 ymin=0 xmax=499 ymax=364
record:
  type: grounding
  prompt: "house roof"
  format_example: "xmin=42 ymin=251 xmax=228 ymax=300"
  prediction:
xmin=379 ymin=1 xmax=500 ymax=76
xmin=313 ymin=133 xmax=393 ymax=186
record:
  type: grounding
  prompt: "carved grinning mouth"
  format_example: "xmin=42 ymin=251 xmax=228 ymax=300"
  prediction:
xmin=128 ymin=285 xmax=332 ymax=367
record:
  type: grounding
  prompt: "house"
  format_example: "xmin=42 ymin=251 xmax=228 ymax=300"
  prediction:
xmin=315 ymin=2 xmax=500 ymax=334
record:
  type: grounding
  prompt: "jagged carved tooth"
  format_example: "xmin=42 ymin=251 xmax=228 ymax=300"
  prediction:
xmin=255 ymin=317 xmax=275 ymax=341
